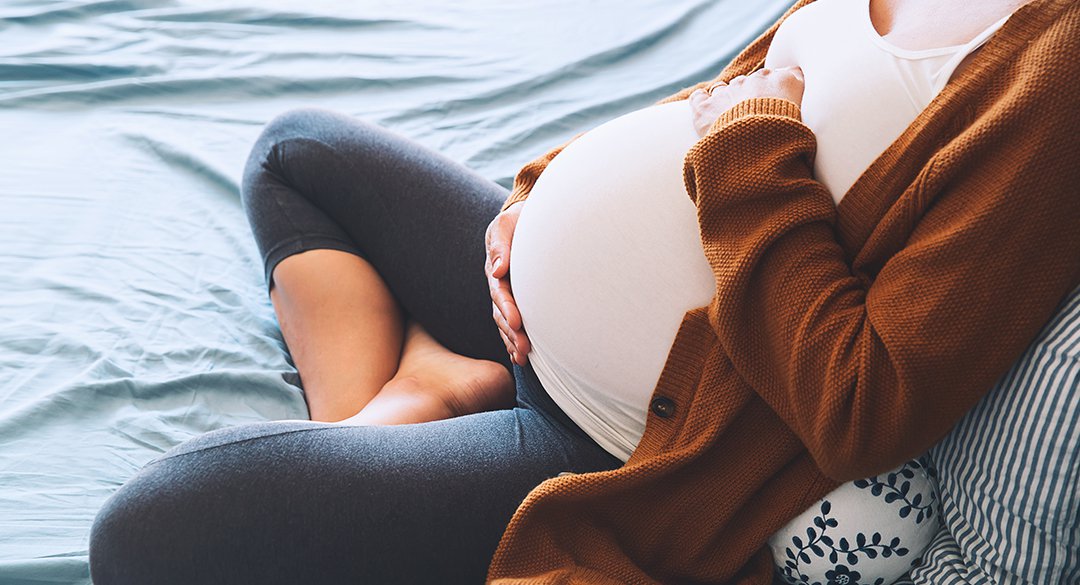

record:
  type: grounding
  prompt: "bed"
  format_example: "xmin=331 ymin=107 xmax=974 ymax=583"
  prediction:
xmin=7 ymin=2 xmax=1079 ymax=584
xmin=0 ymin=1 xmax=796 ymax=582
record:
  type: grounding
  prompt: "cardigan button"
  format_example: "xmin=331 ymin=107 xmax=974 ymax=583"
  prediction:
xmin=650 ymin=396 xmax=676 ymax=418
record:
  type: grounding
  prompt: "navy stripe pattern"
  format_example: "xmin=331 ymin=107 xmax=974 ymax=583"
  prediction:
xmin=909 ymin=285 xmax=1080 ymax=585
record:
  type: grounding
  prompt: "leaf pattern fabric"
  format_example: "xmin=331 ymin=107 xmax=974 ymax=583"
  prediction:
xmin=770 ymin=457 xmax=940 ymax=585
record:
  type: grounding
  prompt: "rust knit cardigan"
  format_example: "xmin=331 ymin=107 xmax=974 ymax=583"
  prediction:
xmin=486 ymin=0 xmax=1080 ymax=583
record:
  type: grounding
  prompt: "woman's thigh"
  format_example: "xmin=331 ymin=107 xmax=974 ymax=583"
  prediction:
xmin=240 ymin=108 xmax=510 ymax=367
xmin=89 ymin=381 xmax=620 ymax=584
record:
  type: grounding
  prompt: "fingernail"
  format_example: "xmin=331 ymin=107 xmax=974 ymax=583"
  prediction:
xmin=511 ymin=351 xmax=518 ymax=362
xmin=493 ymin=257 xmax=503 ymax=272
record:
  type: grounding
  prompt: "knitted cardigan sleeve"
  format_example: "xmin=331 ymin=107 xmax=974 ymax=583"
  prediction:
xmin=683 ymin=44 xmax=1080 ymax=481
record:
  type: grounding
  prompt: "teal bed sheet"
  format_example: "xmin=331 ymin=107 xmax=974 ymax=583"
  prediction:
xmin=0 ymin=1 xmax=794 ymax=582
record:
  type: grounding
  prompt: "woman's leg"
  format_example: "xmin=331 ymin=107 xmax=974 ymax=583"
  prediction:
xmin=342 ymin=318 xmax=512 ymax=425
xmin=89 ymin=365 xmax=622 ymax=585
xmin=266 ymin=249 xmax=410 ymax=422
xmin=241 ymin=108 xmax=514 ymax=422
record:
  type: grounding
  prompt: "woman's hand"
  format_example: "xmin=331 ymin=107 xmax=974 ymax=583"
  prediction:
xmin=485 ymin=201 xmax=531 ymax=366
xmin=688 ymin=66 xmax=805 ymax=137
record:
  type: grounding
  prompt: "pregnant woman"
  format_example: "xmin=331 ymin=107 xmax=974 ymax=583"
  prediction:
xmin=90 ymin=0 xmax=1079 ymax=583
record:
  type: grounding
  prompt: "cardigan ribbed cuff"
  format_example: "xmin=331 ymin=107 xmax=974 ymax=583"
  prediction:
xmin=709 ymin=97 xmax=803 ymax=135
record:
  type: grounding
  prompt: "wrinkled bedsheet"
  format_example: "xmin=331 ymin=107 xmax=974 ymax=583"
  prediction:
xmin=0 ymin=1 xmax=793 ymax=582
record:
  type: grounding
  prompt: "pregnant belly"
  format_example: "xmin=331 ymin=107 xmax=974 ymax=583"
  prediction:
xmin=509 ymin=100 xmax=717 ymax=460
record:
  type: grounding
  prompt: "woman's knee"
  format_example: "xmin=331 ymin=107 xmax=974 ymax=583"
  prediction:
xmin=252 ymin=107 xmax=383 ymax=160
xmin=240 ymin=108 xmax=381 ymax=204
xmin=242 ymin=108 xmax=330 ymax=190
xmin=89 ymin=423 xmax=326 ymax=584
xmin=89 ymin=458 xmax=201 ymax=585
xmin=259 ymin=107 xmax=344 ymax=147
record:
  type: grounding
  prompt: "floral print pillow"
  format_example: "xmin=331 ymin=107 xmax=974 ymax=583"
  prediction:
xmin=769 ymin=456 xmax=940 ymax=585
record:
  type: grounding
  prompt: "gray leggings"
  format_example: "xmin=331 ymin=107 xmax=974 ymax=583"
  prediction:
xmin=88 ymin=108 xmax=622 ymax=585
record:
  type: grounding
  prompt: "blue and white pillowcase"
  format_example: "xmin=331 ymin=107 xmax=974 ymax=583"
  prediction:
xmin=912 ymin=285 xmax=1080 ymax=585
xmin=770 ymin=456 xmax=941 ymax=585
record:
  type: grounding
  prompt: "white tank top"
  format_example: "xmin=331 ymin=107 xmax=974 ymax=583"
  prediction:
xmin=765 ymin=0 xmax=1013 ymax=200
xmin=509 ymin=0 xmax=1012 ymax=461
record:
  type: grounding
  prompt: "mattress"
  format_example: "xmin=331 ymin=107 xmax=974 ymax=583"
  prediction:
xmin=0 ymin=0 xmax=793 ymax=582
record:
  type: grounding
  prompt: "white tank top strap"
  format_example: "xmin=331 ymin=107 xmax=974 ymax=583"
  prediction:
xmin=930 ymin=11 xmax=1014 ymax=94
xmin=765 ymin=0 xmax=1018 ymax=203
xmin=859 ymin=0 xmax=1014 ymax=96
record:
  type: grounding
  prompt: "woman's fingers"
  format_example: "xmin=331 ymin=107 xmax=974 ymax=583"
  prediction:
xmin=491 ymin=298 xmax=518 ymax=344
xmin=485 ymin=202 xmax=523 ymax=280
xmin=485 ymin=233 xmax=523 ymax=330
xmin=486 ymin=253 xmax=528 ymax=361
xmin=488 ymin=232 xmax=509 ymax=279
xmin=487 ymin=269 xmax=521 ymax=330
xmin=512 ymin=324 xmax=531 ymax=361
xmin=493 ymin=302 xmax=515 ymax=351
xmin=688 ymin=67 xmax=805 ymax=137
xmin=689 ymin=85 xmax=733 ymax=137
xmin=726 ymin=65 xmax=804 ymax=106
xmin=487 ymin=265 xmax=531 ymax=362
xmin=492 ymin=301 xmax=530 ymax=365
xmin=484 ymin=201 xmax=529 ymax=363
xmin=485 ymin=225 xmax=509 ymax=280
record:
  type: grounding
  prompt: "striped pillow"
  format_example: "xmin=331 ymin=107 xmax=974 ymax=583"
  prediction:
xmin=911 ymin=285 xmax=1080 ymax=584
